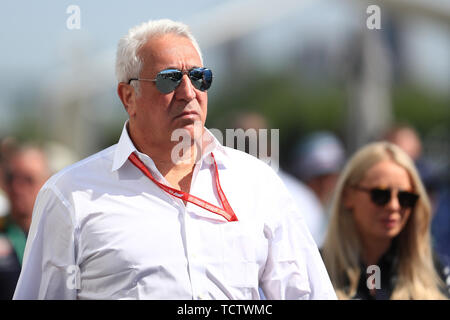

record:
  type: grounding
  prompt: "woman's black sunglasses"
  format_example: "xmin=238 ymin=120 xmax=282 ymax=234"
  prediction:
xmin=352 ymin=186 xmax=419 ymax=209
xmin=128 ymin=67 xmax=213 ymax=94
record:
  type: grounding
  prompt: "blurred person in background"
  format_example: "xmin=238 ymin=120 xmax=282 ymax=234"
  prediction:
xmin=0 ymin=150 xmax=9 ymax=227
xmin=290 ymin=131 xmax=346 ymax=225
xmin=0 ymin=137 xmax=16 ymax=300
xmin=0 ymin=142 xmax=51 ymax=299
xmin=13 ymin=19 xmax=336 ymax=300
xmin=0 ymin=140 xmax=76 ymax=299
xmin=3 ymin=144 xmax=51 ymax=236
xmin=232 ymin=111 xmax=327 ymax=247
xmin=0 ymin=138 xmax=17 ymax=225
xmin=383 ymin=125 xmax=433 ymax=195
xmin=321 ymin=142 xmax=449 ymax=299
xmin=383 ymin=125 xmax=422 ymax=162
xmin=382 ymin=125 xmax=450 ymax=265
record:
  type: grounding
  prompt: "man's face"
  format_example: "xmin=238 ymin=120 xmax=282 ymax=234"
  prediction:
xmin=5 ymin=149 xmax=49 ymax=230
xmin=129 ymin=34 xmax=208 ymax=149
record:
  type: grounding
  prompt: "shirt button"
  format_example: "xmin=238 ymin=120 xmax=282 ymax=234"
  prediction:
xmin=198 ymin=293 xmax=207 ymax=300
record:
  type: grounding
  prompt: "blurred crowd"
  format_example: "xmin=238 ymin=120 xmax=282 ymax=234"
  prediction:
xmin=231 ymin=112 xmax=449 ymax=299
xmin=0 ymin=117 xmax=448 ymax=299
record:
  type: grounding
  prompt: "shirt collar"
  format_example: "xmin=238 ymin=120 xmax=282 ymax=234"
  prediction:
xmin=199 ymin=128 xmax=230 ymax=169
xmin=112 ymin=121 xmax=137 ymax=172
xmin=111 ymin=121 xmax=231 ymax=172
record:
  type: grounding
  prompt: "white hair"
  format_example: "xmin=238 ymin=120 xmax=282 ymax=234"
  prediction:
xmin=115 ymin=19 xmax=203 ymax=94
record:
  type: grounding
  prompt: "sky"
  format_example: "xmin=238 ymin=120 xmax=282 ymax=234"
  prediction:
xmin=1 ymin=0 xmax=448 ymax=76
xmin=0 ymin=0 xmax=224 ymax=73
xmin=0 ymin=0 xmax=448 ymax=134
xmin=0 ymin=0 xmax=223 ymax=131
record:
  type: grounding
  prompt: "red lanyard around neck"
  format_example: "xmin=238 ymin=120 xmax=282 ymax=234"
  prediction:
xmin=128 ymin=152 xmax=238 ymax=222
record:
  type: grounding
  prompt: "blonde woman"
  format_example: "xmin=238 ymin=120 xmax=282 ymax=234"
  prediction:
xmin=321 ymin=142 xmax=449 ymax=299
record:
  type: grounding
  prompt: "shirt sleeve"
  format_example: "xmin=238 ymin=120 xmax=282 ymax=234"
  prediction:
xmin=13 ymin=185 xmax=78 ymax=300
xmin=259 ymin=176 xmax=337 ymax=300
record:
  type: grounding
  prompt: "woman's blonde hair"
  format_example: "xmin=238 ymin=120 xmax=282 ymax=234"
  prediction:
xmin=321 ymin=141 xmax=447 ymax=299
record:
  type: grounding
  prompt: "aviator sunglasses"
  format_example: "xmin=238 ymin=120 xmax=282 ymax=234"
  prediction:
xmin=128 ymin=67 xmax=213 ymax=94
xmin=352 ymin=186 xmax=419 ymax=209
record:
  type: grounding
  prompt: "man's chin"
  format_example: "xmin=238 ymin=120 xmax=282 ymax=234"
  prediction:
xmin=172 ymin=120 xmax=204 ymax=139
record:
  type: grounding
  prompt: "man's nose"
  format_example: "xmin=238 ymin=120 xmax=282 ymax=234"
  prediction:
xmin=174 ymin=74 xmax=196 ymax=101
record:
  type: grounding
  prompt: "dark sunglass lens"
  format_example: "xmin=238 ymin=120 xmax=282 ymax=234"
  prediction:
xmin=370 ymin=189 xmax=391 ymax=206
xmin=156 ymin=70 xmax=182 ymax=94
xmin=189 ymin=68 xmax=212 ymax=91
xmin=160 ymin=69 xmax=183 ymax=81
xmin=398 ymin=191 xmax=419 ymax=209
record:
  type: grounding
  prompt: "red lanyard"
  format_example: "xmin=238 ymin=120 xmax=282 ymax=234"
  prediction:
xmin=128 ymin=152 xmax=238 ymax=222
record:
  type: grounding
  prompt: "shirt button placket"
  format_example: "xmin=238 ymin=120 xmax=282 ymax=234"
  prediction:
xmin=181 ymin=203 xmax=198 ymax=299
xmin=184 ymin=206 xmax=206 ymax=300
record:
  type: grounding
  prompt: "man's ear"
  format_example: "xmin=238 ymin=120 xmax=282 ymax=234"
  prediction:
xmin=117 ymin=82 xmax=137 ymax=118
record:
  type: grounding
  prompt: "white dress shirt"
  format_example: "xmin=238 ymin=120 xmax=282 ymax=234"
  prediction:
xmin=277 ymin=170 xmax=328 ymax=247
xmin=13 ymin=122 xmax=337 ymax=300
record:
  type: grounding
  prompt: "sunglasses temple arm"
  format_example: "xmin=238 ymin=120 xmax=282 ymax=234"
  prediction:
xmin=135 ymin=78 xmax=157 ymax=82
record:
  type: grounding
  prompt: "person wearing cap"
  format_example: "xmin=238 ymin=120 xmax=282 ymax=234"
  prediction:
xmin=292 ymin=131 xmax=346 ymax=210
xmin=13 ymin=19 xmax=336 ymax=300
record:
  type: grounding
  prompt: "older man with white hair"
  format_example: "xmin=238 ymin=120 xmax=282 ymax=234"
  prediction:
xmin=14 ymin=19 xmax=336 ymax=300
